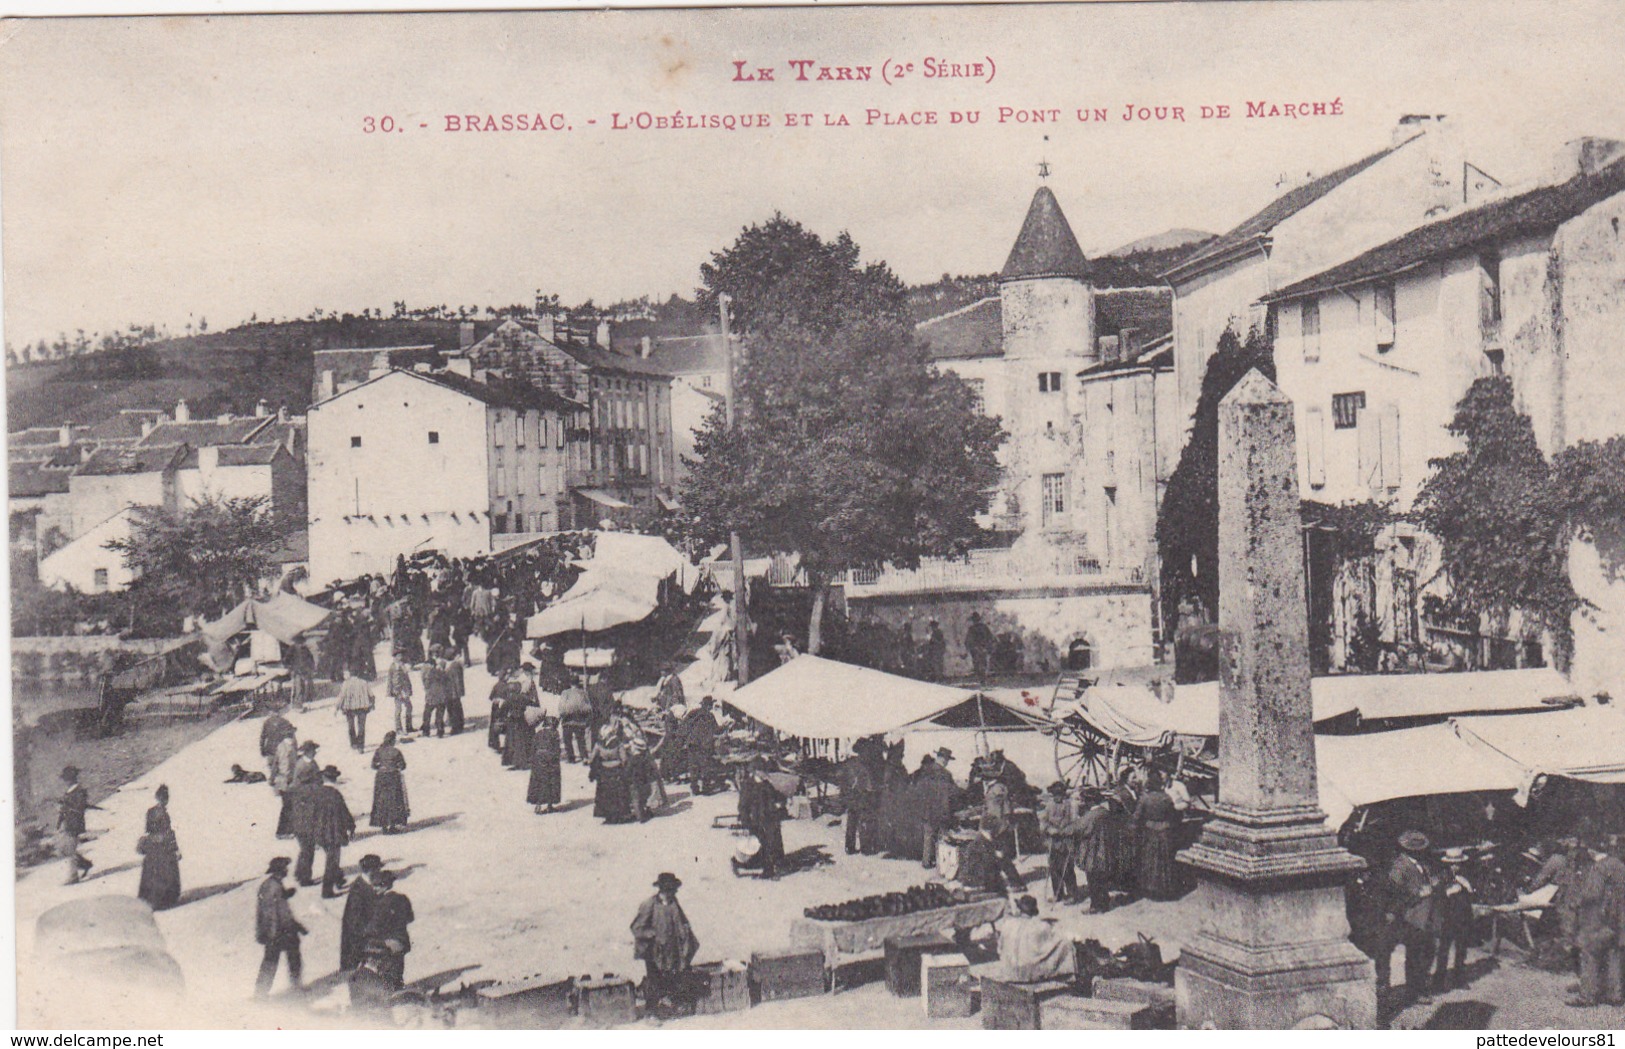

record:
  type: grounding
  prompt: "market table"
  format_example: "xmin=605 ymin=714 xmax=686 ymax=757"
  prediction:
xmin=790 ymin=895 xmax=1008 ymax=991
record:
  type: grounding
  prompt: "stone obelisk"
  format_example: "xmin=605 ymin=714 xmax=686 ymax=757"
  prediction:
xmin=1175 ymin=371 xmax=1376 ymax=1030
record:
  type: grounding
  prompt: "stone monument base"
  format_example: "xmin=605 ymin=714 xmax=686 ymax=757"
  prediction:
xmin=1175 ymin=813 xmax=1377 ymax=1030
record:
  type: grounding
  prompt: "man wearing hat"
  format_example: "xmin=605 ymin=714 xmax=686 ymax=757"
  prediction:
xmin=1387 ymin=830 xmax=1439 ymax=1003
xmin=921 ymin=620 xmax=947 ymax=681
xmin=913 ymin=750 xmax=959 ymax=870
xmin=363 ymin=869 xmax=415 ymax=990
xmin=964 ymin=611 xmax=995 ymax=680
xmin=1040 ymin=781 xmax=1081 ymax=903
xmin=841 ymin=737 xmax=885 ymax=855
xmin=254 ymin=856 xmax=306 ymax=997
xmin=738 ymin=758 xmax=788 ymax=878
xmin=1431 ymin=848 xmax=1476 ymax=992
xmin=337 ymin=665 xmax=376 ymax=752
xmin=340 ymin=854 xmax=384 ymax=972
xmin=631 ymin=873 xmax=699 ymax=1019
xmin=1569 ymin=835 xmax=1625 ymax=1007
xmin=288 ymin=741 xmax=323 ymax=884
xmin=305 ymin=765 xmax=355 ymax=897
xmin=56 ymin=765 xmax=97 ymax=885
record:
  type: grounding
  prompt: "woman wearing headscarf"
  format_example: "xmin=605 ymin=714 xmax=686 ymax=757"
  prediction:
xmin=137 ymin=784 xmax=181 ymax=910
xmin=527 ymin=713 xmax=563 ymax=814
xmin=369 ymin=732 xmax=409 ymax=833
xmin=1133 ymin=770 xmax=1180 ymax=901
xmin=590 ymin=722 xmax=634 ymax=823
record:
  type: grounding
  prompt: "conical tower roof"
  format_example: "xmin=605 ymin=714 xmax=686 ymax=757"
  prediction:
xmin=1000 ymin=185 xmax=1089 ymax=281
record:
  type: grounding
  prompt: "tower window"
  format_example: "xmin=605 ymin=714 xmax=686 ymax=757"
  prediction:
xmin=1038 ymin=371 xmax=1063 ymax=393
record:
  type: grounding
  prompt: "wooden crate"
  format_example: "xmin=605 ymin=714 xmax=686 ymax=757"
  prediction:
xmin=1090 ymin=976 xmax=1177 ymax=1027
xmin=750 ymin=947 xmax=827 ymax=1002
xmin=474 ymin=973 xmax=574 ymax=1026
xmin=922 ymin=953 xmax=974 ymax=1019
xmin=979 ymin=976 xmax=1074 ymax=1030
xmin=574 ymin=975 xmax=638 ymax=1027
xmin=884 ymin=933 xmax=955 ymax=998
xmin=1041 ymin=995 xmax=1156 ymax=1030
xmin=691 ymin=961 xmax=751 ymax=1015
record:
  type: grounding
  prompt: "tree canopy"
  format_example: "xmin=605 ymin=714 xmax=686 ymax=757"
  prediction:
xmin=105 ymin=495 xmax=296 ymax=628
xmin=1156 ymin=325 xmax=1276 ymax=644
xmin=682 ymin=215 xmax=1005 ymax=652
xmin=1415 ymin=375 xmax=1578 ymax=660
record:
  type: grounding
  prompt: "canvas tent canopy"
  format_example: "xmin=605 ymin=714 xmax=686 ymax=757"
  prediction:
xmin=1452 ymin=706 xmax=1625 ymax=800
xmin=200 ymin=592 xmax=330 ymax=671
xmin=1314 ymin=722 xmax=1529 ymax=832
xmin=728 ymin=655 xmax=978 ymax=740
xmin=526 ymin=564 xmax=661 ymax=638
xmin=591 ymin=532 xmax=699 ymax=593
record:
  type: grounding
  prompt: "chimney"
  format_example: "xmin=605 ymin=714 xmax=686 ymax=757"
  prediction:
xmin=199 ymin=445 xmax=219 ymax=473
xmin=58 ymin=423 xmax=72 ymax=447
xmin=217 ymin=413 xmax=231 ymax=424
xmin=1548 ymin=137 xmax=1625 ymax=183
xmin=640 ymin=336 xmax=653 ymax=360
xmin=140 ymin=419 xmax=156 ymax=439
xmin=1119 ymin=327 xmax=1141 ymax=361
xmin=255 ymin=399 xmax=269 ymax=418
xmin=446 ymin=356 xmax=474 ymax=379
xmin=319 ymin=370 xmax=335 ymax=401
xmin=595 ymin=320 xmax=610 ymax=347
xmin=175 ymin=399 xmax=190 ymax=423
xmin=550 ymin=315 xmax=566 ymax=343
xmin=367 ymin=352 xmax=390 ymax=381
xmin=80 ymin=445 xmax=94 ymax=463
xmin=459 ymin=321 xmax=476 ymax=350
xmin=1098 ymin=335 xmax=1121 ymax=364
xmin=277 ymin=405 xmax=288 ymax=424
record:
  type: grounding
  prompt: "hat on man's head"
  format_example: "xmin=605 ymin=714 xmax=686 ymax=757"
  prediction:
xmin=60 ymin=765 xmax=80 ymax=780
xmin=1398 ymin=830 xmax=1430 ymax=853
xmin=935 ymin=747 xmax=955 ymax=763
xmin=267 ymin=856 xmax=292 ymax=874
xmin=1048 ymin=781 xmax=1069 ymax=796
xmin=374 ymin=870 xmax=396 ymax=889
xmin=322 ymin=765 xmax=342 ymax=781
xmin=1440 ymin=847 xmax=1468 ymax=865
xmin=300 ymin=740 xmax=319 ymax=753
xmin=654 ymin=872 xmax=682 ymax=890
xmin=359 ymin=854 xmax=384 ymax=873
xmin=1015 ymin=895 xmax=1039 ymax=917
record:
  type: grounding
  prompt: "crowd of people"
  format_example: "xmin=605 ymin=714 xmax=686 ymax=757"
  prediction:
xmin=1346 ymin=827 xmax=1625 ymax=1011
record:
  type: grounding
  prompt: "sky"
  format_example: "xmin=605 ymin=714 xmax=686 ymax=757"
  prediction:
xmin=1 ymin=0 xmax=1623 ymax=348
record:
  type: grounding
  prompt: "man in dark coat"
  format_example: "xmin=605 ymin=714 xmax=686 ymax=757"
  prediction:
xmin=737 ymin=761 xmax=787 ymax=878
xmin=1569 ymin=836 xmax=1625 ymax=1008
xmin=340 ymin=854 xmax=384 ymax=972
xmin=921 ymin=620 xmax=948 ymax=680
xmin=682 ymin=699 xmax=723 ymax=794
xmin=956 ymin=819 xmax=1024 ymax=896
xmin=586 ymin=673 xmax=616 ymax=740
xmin=289 ymin=742 xmax=324 ymax=886
xmin=558 ymin=678 xmax=592 ymax=764
xmin=913 ymin=751 xmax=959 ymax=870
xmin=254 ymin=856 xmax=306 ymax=997
xmin=1388 ymin=830 xmax=1439 ymax=1003
xmin=259 ymin=713 xmax=296 ymax=780
xmin=841 ymin=738 xmax=884 ymax=855
xmin=1076 ymin=789 xmax=1130 ymax=913
xmin=57 ymin=765 xmax=96 ymax=885
xmin=444 ymin=649 xmax=467 ymax=734
xmin=632 ymin=872 xmax=700 ymax=1019
xmin=364 ymin=870 xmax=415 ymax=989
xmin=310 ymin=766 xmax=356 ymax=898
xmin=964 ymin=612 xmax=995 ymax=679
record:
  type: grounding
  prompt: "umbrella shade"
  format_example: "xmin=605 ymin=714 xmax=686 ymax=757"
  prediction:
xmin=527 ymin=587 xmax=655 ymax=637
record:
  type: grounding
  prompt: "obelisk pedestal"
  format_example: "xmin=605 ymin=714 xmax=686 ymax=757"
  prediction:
xmin=1174 ymin=371 xmax=1376 ymax=1030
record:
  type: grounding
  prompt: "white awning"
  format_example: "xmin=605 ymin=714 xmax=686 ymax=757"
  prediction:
xmin=1315 ymin=723 xmax=1528 ymax=831
xmin=1452 ymin=706 xmax=1625 ymax=800
xmin=576 ymin=488 xmax=632 ymax=509
xmin=728 ymin=655 xmax=976 ymax=740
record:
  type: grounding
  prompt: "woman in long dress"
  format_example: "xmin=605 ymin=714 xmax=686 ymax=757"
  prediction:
xmin=370 ymin=731 xmax=410 ymax=833
xmin=527 ymin=714 xmax=563 ymax=813
xmin=137 ymin=784 xmax=181 ymax=910
xmin=1133 ymin=771 xmax=1180 ymax=900
xmin=590 ymin=723 xmax=633 ymax=823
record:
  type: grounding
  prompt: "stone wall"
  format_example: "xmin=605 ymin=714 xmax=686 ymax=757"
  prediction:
xmin=847 ymin=583 xmax=1153 ymax=676
xmin=11 ymin=636 xmax=184 ymax=683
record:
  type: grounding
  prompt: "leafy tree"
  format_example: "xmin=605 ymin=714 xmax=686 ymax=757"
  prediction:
xmin=1156 ymin=325 xmax=1276 ymax=659
xmin=683 ymin=215 xmax=1005 ymax=653
xmin=105 ymin=496 xmax=296 ymax=626
xmin=1415 ymin=375 xmax=1578 ymax=662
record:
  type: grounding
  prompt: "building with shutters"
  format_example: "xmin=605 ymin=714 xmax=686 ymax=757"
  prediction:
xmin=1260 ymin=138 xmax=1625 ymax=685
xmin=305 ymin=364 xmax=581 ymax=587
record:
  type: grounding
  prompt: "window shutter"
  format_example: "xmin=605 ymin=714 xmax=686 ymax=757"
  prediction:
xmin=1305 ymin=406 xmax=1327 ymax=489
xmin=1380 ymin=404 xmax=1402 ymax=489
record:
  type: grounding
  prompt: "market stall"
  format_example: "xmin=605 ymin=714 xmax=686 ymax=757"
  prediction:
xmin=200 ymin=592 xmax=330 ymax=674
xmin=790 ymin=887 xmax=1006 ymax=989
xmin=1314 ymin=722 xmax=1529 ymax=832
xmin=1451 ymin=705 xmax=1625 ymax=799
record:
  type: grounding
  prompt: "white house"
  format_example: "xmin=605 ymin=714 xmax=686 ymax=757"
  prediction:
xmin=38 ymin=507 xmax=137 ymax=594
xmin=1165 ymin=115 xmax=1501 ymax=444
xmin=306 ymin=365 xmax=581 ymax=586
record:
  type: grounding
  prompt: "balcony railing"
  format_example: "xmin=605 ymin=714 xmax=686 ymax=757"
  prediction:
xmin=843 ymin=548 xmax=1143 ymax=595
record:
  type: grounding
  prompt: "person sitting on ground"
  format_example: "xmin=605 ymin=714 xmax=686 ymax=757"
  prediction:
xmin=956 ymin=817 xmax=1025 ymax=897
xmin=995 ymin=895 xmax=1078 ymax=982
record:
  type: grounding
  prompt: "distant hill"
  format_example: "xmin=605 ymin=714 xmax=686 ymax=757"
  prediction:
xmin=6 ymin=318 xmax=476 ymax=431
xmin=1105 ymin=228 xmax=1214 ymax=257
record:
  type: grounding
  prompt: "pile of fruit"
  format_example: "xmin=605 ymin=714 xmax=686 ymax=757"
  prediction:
xmin=803 ymin=883 xmax=964 ymax=922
